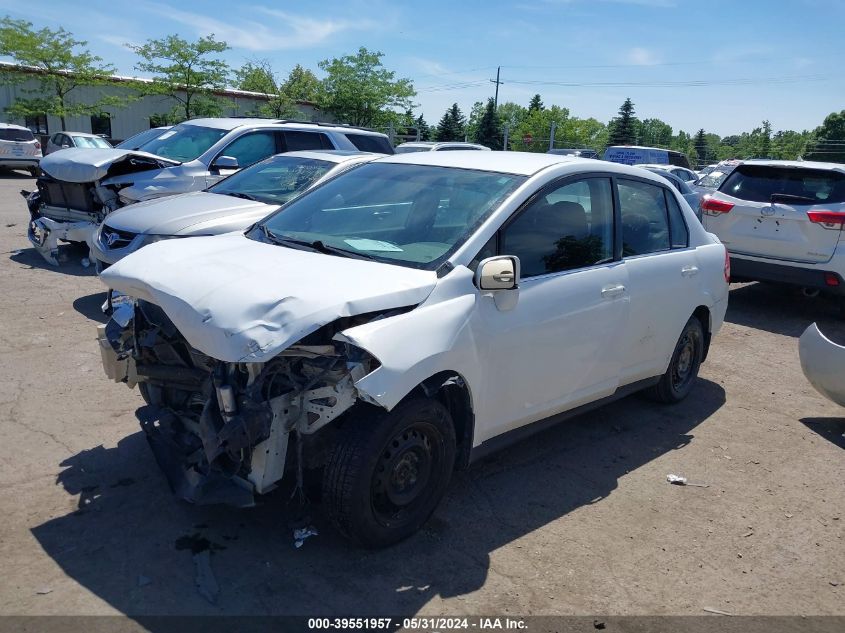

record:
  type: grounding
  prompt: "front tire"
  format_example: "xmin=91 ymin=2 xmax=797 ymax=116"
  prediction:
xmin=322 ymin=398 xmax=456 ymax=548
xmin=647 ymin=316 xmax=704 ymax=403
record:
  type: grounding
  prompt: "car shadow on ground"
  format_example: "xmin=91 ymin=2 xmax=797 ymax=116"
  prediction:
xmin=800 ymin=417 xmax=845 ymax=450
xmin=9 ymin=245 xmax=95 ymax=277
xmin=725 ymin=282 xmax=845 ymax=343
xmin=72 ymin=292 xmax=109 ymax=324
xmin=31 ymin=379 xmax=725 ymax=619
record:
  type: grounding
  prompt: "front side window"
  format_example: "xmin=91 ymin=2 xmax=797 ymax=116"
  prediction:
xmin=501 ymin=178 xmax=614 ymax=278
xmin=619 ymin=179 xmax=671 ymax=256
xmin=209 ymin=155 xmax=334 ymax=205
xmin=138 ymin=123 xmax=229 ymax=162
xmin=219 ymin=131 xmax=278 ymax=167
xmin=255 ymin=163 xmax=525 ymax=270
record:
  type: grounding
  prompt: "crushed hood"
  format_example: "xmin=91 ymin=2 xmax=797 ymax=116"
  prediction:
xmin=99 ymin=233 xmax=437 ymax=362
xmin=40 ymin=148 xmax=180 ymax=183
xmin=102 ymin=191 xmax=276 ymax=236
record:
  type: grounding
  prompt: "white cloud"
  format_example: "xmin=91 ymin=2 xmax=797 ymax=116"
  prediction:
xmin=141 ymin=3 xmax=380 ymax=51
xmin=626 ymin=47 xmax=662 ymax=66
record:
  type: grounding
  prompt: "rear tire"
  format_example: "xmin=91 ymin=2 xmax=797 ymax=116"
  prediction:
xmin=322 ymin=398 xmax=456 ymax=548
xmin=647 ymin=316 xmax=704 ymax=403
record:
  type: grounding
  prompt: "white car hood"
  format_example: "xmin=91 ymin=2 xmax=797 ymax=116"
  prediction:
xmin=40 ymin=148 xmax=180 ymax=183
xmin=100 ymin=233 xmax=437 ymax=362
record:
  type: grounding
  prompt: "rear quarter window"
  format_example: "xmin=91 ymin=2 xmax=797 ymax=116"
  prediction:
xmin=345 ymin=133 xmax=394 ymax=154
xmin=721 ymin=165 xmax=845 ymax=203
xmin=0 ymin=128 xmax=35 ymax=142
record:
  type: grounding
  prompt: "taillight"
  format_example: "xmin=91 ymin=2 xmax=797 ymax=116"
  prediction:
xmin=825 ymin=272 xmax=840 ymax=287
xmin=34 ymin=141 xmax=41 ymax=149
xmin=724 ymin=247 xmax=731 ymax=283
xmin=701 ymin=196 xmax=734 ymax=215
xmin=807 ymin=210 xmax=845 ymax=230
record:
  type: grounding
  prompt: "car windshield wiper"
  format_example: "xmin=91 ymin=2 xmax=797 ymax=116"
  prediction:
xmin=770 ymin=193 xmax=818 ymax=205
xmin=223 ymin=191 xmax=259 ymax=201
xmin=258 ymin=229 xmax=378 ymax=260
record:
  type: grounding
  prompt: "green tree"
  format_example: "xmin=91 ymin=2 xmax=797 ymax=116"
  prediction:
xmin=560 ymin=116 xmax=607 ymax=152
xmin=607 ymin=97 xmax=638 ymax=146
xmin=318 ymin=47 xmax=415 ymax=128
xmin=771 ymin=129 xmax=810 ymax=160
xmin=281 ymin=64 xmax=320 ymax=103
xmin=497 ymin=101 xmax=528 ymax=131
xmin=0 ymin=17 xmax=131 ymax=130
xmin=528 ymin=94 xmax=544 ymax=112
xmin=465 ymin=101 xmax=485 ymax=141
xmin=234 ymin=58 xmax=300 ymax=119
xmin=435 ymin=103 xmax=466 ymax=141
xmin=639 ymin=118 xmax=672 ymax=148
xmin=694 ymin=129 xmax=708 ymax=166
xmin=414 ymin=114 xmax=431 ymax=141
xmin=806 ymin=110 xmax=845 ymax=162
xmin=474 ymin=98 xmax=502 ymax=149
xmin=130 ymin=34 xmax=230 ymax=122
xmin=514 ymin=105 xmax=569 ymax=152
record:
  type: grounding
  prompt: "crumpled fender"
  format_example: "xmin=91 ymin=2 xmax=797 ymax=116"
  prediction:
xmin=799 ymin=322 xmax=845 ymax=408
xmin=335 ymin=266 xmax=481 ymax=412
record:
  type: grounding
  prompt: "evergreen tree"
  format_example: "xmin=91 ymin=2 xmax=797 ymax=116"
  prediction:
xmin=415 ymin=114 xmax=431 ymax=141
xmin=435 ymin=103 xmax=466 ymax=141
xmin=607 ymin=97 xmax=637 ymax=146
xmin=694 ymin=128 xmax=708 ymax=166
xmin=528 ymin=94 xmax=544 ymax=112
xmin=474 ymin=98 xmax=502 ymax=149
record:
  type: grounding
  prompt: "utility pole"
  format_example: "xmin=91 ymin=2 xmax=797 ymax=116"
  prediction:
xmin=490 ymin=66 xmax=503 ymax=109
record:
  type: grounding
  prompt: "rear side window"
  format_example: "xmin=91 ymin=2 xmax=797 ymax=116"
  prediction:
xmin=721 ymin=165 xmax=845 ymax=204
xmin=665 ymin=191 xmax=689 ymax=248
xmin=618 ymin=179 xmax=670 ymax=256
xmin=0 ymin=128 xmax=35 ymax=142
xmin=345 ymin=133 xmax=393 ymax=154
xmin=283 ymin=131 xmax=332 ymax=151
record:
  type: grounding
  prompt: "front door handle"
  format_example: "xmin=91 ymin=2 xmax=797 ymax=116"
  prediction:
xmin=601 ymin=284 xmax=626 ymax=298
xmin=681 ymin=265 xmax=699 ymax=277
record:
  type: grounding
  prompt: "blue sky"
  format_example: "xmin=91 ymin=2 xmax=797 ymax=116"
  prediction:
xmin=1 ymin=0 xmax=843 ymax=136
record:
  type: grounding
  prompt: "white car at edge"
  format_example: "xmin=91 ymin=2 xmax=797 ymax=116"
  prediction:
xmin=98 ymin=151 xmax=729 ymax=547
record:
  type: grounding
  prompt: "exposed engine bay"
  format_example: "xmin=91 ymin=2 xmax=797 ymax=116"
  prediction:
xmin=98 ymin=298 xmax=386 ymax=506
xmin=24 ymin=152 xmax=176 ymax=265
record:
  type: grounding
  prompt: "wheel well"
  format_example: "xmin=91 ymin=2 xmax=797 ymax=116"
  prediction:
xmin=405 ymin=371 xmax=474 ymax=471
xmin=693 ymin=305 xmax=712 ymax=362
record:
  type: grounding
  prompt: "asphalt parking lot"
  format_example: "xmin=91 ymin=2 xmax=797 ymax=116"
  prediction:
xmin=0 ymin=171 xmax=842 ymax=619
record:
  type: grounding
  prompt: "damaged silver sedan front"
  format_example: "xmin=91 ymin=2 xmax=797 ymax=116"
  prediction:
xmin=98 ymin=152 xmax=729 ymax=547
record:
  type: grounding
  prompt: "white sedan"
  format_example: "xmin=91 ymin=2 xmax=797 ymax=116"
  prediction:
xmin=98 ymin=151 xmax=729 ymax=547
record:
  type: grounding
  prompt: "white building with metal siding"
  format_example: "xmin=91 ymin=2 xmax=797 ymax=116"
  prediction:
xmin=0 ymin=63 xmax=325 ymax=142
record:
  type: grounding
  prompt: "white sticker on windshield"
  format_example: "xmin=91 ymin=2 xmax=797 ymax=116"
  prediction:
xmin=155 ymin=130 xmax=177 ymax=140
xmin=344 ymin=239 xmax=403 ymax=252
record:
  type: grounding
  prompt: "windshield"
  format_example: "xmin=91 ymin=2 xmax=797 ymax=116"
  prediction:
xmin=138 ymin=123 xmax=228 ymax=162
xmin=208 ymin=155 xmax=335 ymax=205
xmin=696 ymin=170 xmax=730 ymax=189
xmin=116 ymin=128 xmax=169 ymax=150
xmin=394 ymin=145 xmax=431 ymax=154
xmin=253 ymin=163 xmax=526 ymax=270
xmin=72 ymin=136 xmax=112 ymax=149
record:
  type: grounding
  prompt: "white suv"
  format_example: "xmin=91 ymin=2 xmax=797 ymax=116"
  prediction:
xmin=98 ymin=152 xmax=729 ymax=547
xmin=701 ymin=160 xmax=845 ymax=312
xmin=0 ymin=123 xmax=42 ymax=176
xmin=26 ymin=118 xmax=393 ymax=265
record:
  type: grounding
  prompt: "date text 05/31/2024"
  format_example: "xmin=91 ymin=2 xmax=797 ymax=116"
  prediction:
xmin=307 ymin=617 xmax=528 ymax=630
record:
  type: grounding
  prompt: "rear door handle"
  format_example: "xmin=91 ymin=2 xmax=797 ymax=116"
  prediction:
xmin=681 ymin=265 xmax=699 ymax=277
xmin=601 ymin=284 xmax=626 ymax=298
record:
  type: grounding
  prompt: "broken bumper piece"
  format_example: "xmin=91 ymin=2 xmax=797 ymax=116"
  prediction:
xmin=28 ymin=216 xmax=95 ymax=266
xmin=138 ymin=407 xmax=255 ymax=507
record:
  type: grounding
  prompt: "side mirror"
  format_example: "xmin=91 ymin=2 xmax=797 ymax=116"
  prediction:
xmin=476 ymin=255 xmax=520 ymax=290
xmin=212 ymin=155 xmax=239 ymax=171
xmin=61 ymin=144 xmax=70 ymax=149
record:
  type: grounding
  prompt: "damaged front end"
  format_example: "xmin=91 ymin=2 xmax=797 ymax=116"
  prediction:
xmin=98 ymin=298 xmax=379 ymax=507
xmin=27 ymin=150 xmax=178 ymax=265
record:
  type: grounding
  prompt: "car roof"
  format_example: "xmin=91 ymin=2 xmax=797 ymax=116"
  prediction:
xmin=737 ymin=159 xmax=845 ymax=174
xmin=183 ymin=118 xmax=386 ymax=136
xmin=0 ymin=122 xmax=31 ymax=131
xmin=376 ymin=150 xmax=666 ymax=178
xmin=271 ymin=149 xmax=379 ymax=164
xmin=397 ymin=141 xmax=488 ymax=149
xmin=637 ymin=163 xmax=674 ymax=169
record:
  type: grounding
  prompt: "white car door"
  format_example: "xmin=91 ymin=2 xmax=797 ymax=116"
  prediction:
xmin=617 ymin=178 xmax=701 ymax=382
xmin=472 ymin=176 xmax=630 ymax=443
